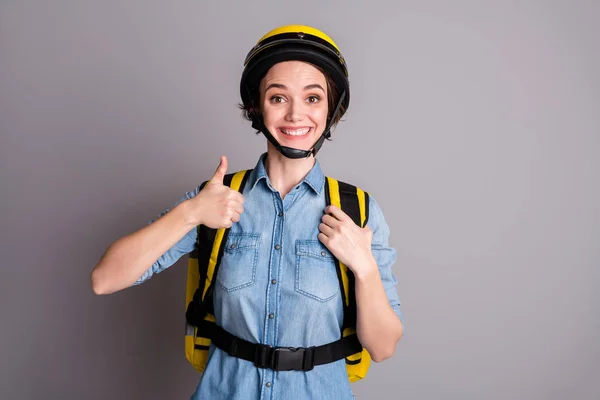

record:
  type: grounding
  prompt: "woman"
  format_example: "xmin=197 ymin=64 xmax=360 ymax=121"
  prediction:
xmin=91 ymin=25 xmax=403 ymax=400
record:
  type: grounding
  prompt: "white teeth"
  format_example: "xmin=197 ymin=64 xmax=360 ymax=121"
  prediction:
xmin=281 ymin=128 xmax=311 ymax=136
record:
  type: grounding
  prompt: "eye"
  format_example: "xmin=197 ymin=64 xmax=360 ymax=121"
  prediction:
xmin=269 ymin=95 xmax=285 ymax=103
xmin=307 ymin=95 xmax=320 ymax=103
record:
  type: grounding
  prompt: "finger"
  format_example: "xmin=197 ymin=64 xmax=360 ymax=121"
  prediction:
xmin=230 ymin=211 xmax=241 ymax=223
xmin=318 ymin=222 xmax=334 ymax=237
xmin=317 ymin=232 xmax=329 ymax=245
xmin=230 ymin=191 xmax=245 ymax=204
xmin=321 ymin=214 xmax=339 ymax=228
xmin=210 ymin=156 xmax=228 ymax=184
xmin=324 ymin=205 xmax=351 ymax=222
xmin=231 ymin=201 xmax=244 ymax=215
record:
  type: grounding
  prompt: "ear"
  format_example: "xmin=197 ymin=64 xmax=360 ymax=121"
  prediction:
xmin=248 ymin=107 xmax=261 ymax=118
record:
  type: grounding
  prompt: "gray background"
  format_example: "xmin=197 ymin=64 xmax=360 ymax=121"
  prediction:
xmin=1 ymin=1 xmax=598 ymax=399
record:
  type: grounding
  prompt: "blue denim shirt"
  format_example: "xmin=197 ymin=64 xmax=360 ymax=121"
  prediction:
xmin=134 ymin=153 xmax=403 ymax=400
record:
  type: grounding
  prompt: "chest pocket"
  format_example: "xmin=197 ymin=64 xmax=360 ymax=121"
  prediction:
xmin=217 ymin=233 xmax=260 ymax=292
xmin=295 ymin=240 xmax=340 ymax=302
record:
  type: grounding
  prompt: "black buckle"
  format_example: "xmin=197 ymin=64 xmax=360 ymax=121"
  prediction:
xmin=275 ymin=347 xmax=315 ymax=371
xmin=254 ymin=344 xmax=316 ymax=371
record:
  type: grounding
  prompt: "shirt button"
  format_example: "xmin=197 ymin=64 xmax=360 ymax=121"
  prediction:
xmin=230 ymin=244 xmax=236 ymax=249
xmin=321 ymin=251 xmax=326 ymax=256
xmin=266 ymin=382 xmax=272 ymax=388
xmin=274 ymin=244 xmax=281 ymax=250
xmin=269 ymin=313 xmax=274 ymax=319
xmin=271 ymin=279 xmax=277 ymax=284
xmin=278 ymin=211 xmax=284 ymax=217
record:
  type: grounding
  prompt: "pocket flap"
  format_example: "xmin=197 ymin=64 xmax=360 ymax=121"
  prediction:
xmin=296 ymin=240 xmax=334 ymax=260
xmin=225 ymin=233 xmax=260 ymax=252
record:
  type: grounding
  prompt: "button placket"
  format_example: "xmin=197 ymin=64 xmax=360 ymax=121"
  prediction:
xmin=265 ymin=192 xmax=284 ymax=362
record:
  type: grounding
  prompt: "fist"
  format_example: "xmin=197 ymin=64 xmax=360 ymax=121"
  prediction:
xmin=190 ymin=156 xmax=245 ymax=229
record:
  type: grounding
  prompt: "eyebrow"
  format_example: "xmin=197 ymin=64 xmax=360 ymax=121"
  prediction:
xmin=265 ymin=83 xmax=325 ymax=93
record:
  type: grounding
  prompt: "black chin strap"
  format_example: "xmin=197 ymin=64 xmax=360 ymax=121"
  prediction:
xmin=249 ymin=90 xmax=347 ymax=159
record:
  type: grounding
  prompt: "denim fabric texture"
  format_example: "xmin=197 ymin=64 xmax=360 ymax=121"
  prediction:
xmin=134 ymin=153 xmax=403 ymax=399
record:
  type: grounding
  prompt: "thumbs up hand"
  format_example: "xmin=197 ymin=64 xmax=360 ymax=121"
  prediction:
xmin=188 ymin=156 xmax=245 ymax=229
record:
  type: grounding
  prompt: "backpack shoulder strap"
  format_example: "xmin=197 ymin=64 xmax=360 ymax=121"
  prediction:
xmin=198 ymin=169 xmax=252 ymax=301
xmin=324 ymin=177 xmax=369 ymax=312
xmin=324 ymin=177 xmax=369 ymax=227
xmin=186 ymin=169 xmax=252 ymax=324
xmin=324 ymin=176 xmax=372 ymax=379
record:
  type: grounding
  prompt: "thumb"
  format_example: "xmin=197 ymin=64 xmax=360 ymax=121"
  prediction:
xmin=210 ymin=156 xmax=228 ymax=184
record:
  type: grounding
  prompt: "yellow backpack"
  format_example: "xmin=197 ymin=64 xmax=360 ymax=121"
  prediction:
xmin=184 ymin=170 xmax=371 ymax=382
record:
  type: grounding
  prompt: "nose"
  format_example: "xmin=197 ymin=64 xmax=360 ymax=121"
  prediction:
xmin=284 ymin=98 xmax=303 ymax=122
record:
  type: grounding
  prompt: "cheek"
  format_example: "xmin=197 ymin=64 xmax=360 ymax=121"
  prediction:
xmin=261 ymin=103 xmax=280 ymax=125
xmin=312 ymin=106 xmax=329 ymax=125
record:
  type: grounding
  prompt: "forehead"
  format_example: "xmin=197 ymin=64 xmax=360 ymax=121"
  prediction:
xmin=261 ymin=61 xmax=326 ymax=87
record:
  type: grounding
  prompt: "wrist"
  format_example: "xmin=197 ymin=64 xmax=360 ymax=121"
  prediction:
xmin=178 ymin=198 xmax=203 ymax=228
xmin=351 ymin=254 xmax=379 ymax=282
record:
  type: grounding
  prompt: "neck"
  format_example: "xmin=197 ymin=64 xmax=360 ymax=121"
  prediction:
xmin=264 ymin=145 xmax=316 ymax=198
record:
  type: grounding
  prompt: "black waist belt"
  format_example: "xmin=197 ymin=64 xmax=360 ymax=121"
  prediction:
xmin=198 ymin=320 xmax=363 ymax=372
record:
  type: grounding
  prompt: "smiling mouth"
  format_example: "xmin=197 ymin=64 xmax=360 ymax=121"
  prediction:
xmin=279 ymin=127 xmax=313 ymax=137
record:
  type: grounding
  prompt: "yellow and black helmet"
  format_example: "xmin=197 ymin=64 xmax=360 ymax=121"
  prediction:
xmin=240 ymin=25 xmax=350 ymax=159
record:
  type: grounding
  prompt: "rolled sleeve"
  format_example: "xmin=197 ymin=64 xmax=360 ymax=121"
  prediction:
xmin=132 ymin=185 xmax=201 ymax=286
xmin=367 ymin=195 xmax=404 ymax=326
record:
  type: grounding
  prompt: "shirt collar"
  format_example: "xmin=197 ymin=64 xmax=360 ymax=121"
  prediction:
xmin=247 ymin=152 xmax=325 ymax=195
